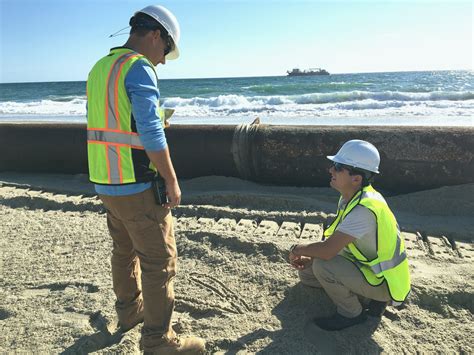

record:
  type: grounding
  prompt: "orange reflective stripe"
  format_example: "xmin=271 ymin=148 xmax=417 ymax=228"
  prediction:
xmin=117 ymin=146 xmax=123 ymax=184
xmin=105 ymin=145 xmax=111 ymax=183
xmin=88 ymin=127 xmax=140 ymax=135
xmin=114 ymin=70 xmax=120 ymax=130
xmin=113 ymin=54 xmax=142 ymax=130
xmin=104 ymin=53 xmax=142 ymax=130
xmin=87 ymin=129 xmax=143 ymax=148
xmin=104 ymin=60 xmax=115 ymax=129
xmin=87 ymin=140 xmax=145 ymax=151
xmin=107 ymin=145 xmax=120 ymax=184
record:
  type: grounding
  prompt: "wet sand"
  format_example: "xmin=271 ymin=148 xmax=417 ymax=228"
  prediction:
xmin=0 ymin=173 xmax=473 ymax=353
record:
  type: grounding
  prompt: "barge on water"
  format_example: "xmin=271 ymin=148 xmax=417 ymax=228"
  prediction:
xmin=287 ymin=68 xmax=330 ymax=76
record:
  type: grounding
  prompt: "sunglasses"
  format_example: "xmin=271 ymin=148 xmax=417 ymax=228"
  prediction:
xmin=163 ymin=34 xmax=174 ymax=56
xmin=332 ymin=162 xmax=351 ymax=172
xmin=332 ymin=161 xmax=371 ymax=179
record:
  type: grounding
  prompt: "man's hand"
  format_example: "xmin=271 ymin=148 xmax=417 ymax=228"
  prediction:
xmin=146 ymin=148 xmax=180 ymax=209
xmin=164 ymin=178 xmax=181 ymax=209
xmin=163 ymin=108 xmax=174 ymax=129
xmin=287 ymin=232 xmax=356 ymax=261
xmin=289 ymin=253 xmax=312 ymax=270
xmin=289 ymin=245 xmax=312 ymax=270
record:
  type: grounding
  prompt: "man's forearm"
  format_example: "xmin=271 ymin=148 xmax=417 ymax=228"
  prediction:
xmin=292 ymin=232 xmax=356 ymax=261
xmin=292 ymin=242 xmax=332 ymax=260
xmin=146 ymin=148 xmax=177 ymax=182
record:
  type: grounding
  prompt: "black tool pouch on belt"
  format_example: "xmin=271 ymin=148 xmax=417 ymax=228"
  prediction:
xmin=152 ymin=174 xmax=168 ymax=205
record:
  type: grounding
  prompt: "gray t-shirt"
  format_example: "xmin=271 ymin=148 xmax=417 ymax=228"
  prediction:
xmin=336 ymin=203 xmax=377 ymax=260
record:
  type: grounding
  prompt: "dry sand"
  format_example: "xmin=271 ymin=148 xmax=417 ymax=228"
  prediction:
xmin=0 ymin=173 xmax=473 ymax=354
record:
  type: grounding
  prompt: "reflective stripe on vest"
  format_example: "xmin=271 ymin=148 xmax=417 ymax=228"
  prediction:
xmin=370 ymin=234 xmax=406 ymax=274
xmin=356 ymin=235 xmax=407 ymax=275
xmin=107 ymin=145 xmax=122 ymax=184
xmin=105 ymin=52 xmax=142 ymax=130
xmin=87 ymin=129 xmax=144 ymax=149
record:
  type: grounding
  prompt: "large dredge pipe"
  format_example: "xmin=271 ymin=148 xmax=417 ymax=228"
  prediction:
xmin=1 ymin=122 xmax=472 ymax=193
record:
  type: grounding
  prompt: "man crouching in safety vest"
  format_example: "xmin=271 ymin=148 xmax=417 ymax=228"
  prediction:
xmin=288 ymin=140 xmax=410 ymax=331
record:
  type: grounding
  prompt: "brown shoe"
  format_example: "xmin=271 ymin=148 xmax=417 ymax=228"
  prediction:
xmin=144 ymin=336 xmax=205 ymax=354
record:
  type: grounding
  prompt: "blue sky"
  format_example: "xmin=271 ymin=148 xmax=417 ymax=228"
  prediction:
xmin=0 ymin=0 xmax=472 ymax=83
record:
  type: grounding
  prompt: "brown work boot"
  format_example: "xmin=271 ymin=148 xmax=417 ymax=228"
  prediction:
xmin=144 ymin=335 xmax=205 ymax=354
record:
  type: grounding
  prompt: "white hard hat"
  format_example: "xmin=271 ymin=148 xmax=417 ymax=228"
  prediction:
xmin=135 ymin=5 xmax=180 ymax=60
xmin=327 ymin=139 xmax=380 ymax=173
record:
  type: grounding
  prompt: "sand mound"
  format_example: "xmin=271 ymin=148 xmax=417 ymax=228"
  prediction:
xmin=0 ymin=175 xmax=473 ymax=353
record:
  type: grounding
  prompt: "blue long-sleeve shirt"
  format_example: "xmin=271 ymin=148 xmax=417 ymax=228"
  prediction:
xmin=94 ymin=58 xmax=167 ymax=196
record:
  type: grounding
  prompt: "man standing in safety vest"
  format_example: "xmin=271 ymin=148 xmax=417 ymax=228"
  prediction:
xmin=86 ymin=5 xmax=205 ymax=353
xmin=288 ymin=140 xmax=410 ymax=331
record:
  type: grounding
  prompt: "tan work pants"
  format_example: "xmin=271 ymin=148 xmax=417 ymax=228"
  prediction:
xmin=99 ymin=188 xmax=176 ymax=349
xmin=298 ymin=255 xmax=391 ymax=318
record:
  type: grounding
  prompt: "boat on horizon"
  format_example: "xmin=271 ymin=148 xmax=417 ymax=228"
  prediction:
xmin=287 ymin=68 xmax=330 ymax=76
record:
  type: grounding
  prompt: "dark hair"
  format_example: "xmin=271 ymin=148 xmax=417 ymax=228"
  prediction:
xmin=348 ymin=168 xmax=375 ymax=187
xmin=129 ymin=12 xmax=168 ymax=38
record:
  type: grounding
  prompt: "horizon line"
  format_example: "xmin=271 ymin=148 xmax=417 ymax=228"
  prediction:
xmin=1 ymin=68 xmax=472 ymax=85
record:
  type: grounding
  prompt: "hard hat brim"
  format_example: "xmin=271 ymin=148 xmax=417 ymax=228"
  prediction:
xmin=326 ymin=155 xmax=342 ymax=163
xmin=166 ymin=46 xmax=179 ymax=60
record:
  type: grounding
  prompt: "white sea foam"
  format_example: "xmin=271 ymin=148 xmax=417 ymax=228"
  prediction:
xmin=161 ymin=91 xmax=474 ymax=120
xmin=0 ymin=98 xmax=87 ymax=116
xmin=1 ymin=91 xmax=473 ymax=126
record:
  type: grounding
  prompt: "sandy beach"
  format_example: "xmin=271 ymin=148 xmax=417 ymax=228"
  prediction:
xmin=0 ymin=173 xmax=473 ymax=353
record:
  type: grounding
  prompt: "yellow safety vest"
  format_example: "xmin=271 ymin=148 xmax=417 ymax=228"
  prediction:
xmin=86 ymin=47 xmax=163 ymax=185
xmin=324 ymin=185 xmax=411 ymax=303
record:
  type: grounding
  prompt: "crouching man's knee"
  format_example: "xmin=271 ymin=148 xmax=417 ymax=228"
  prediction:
xmin=298 ymin=260 xmax=322 ymax=288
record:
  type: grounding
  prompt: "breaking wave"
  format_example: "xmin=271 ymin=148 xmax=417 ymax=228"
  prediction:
xmin=1 ymin=91 xmax=473 ymax=122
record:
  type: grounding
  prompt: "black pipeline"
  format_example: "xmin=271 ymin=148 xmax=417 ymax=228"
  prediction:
xmin=1 ymin=122 xmax=472 ymax=193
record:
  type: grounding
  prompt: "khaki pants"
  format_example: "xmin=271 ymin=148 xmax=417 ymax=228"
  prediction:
xmin=99 ymin=188 xmax=176 ymax=350
xmin=298 ymin=256 xmax=391 ymax=318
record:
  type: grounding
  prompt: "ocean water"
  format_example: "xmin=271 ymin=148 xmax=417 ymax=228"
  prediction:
xmin=1 ymin=70 xmax=473 ymax=126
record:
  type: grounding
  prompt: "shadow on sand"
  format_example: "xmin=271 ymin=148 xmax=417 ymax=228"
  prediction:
xmin=60 ymin=311 xmax=128 ymax=354
xmin=223 ymin=283 xmax=383 ymax=354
